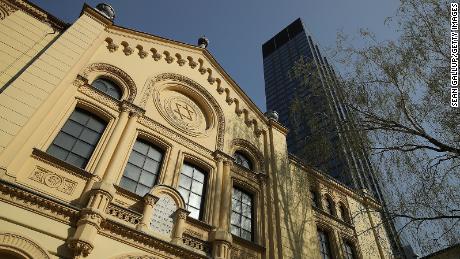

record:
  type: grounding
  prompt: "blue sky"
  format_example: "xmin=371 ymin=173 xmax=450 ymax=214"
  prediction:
xmin=31 ymin=0 xmax=400 ymax=112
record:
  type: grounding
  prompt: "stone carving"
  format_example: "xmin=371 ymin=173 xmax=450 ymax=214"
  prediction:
xmin=29 ymin=167 xmax=77 ymax=195
xmin=175 ymin=53 xmax=186 ymax=66
xmin=150 ymin=48 xmax=162 ymax=61
xmin=103 ymin=31 xmax=266 ymax=140
xmin=136 ymin=45 xmax=148 ymax=59
xmin=67 ymin=239 xmax=94 ymax=258
xmin=143 ymin=73 xmax=225 ymax=150
xmin=163 ymin=51 xmax=174 ymax=64
xmin=182 ymin=234 xmax=211 ymax=254
xmin=106 ymin=204 xmax=141 ymax=225
xmin=0 ymin=232 xmax=50 ymax=259
xmin=81 ymin=62 xmax=137 ymax=102
xmin=150 ymin=195 xmax=177 ymax=236
xmin=232 ymin=245 xmax=257 ymax=259
xmin=164 ymin=95 xmax=205 ymax=135
xmin=184 ymin=228 xmax=203 ymax=239
xmin=121 ymin=41 xmax=133 ymax=55
xmin=0 ymin=183 xmax=79 ymax=224
xmin=105 ymin=37 xmax=119 ymax=52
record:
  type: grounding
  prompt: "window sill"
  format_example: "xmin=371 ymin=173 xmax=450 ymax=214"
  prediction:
xmin=232 ymin=234 xmax=265 ymax=252
xmin=32 ymin=148 xmax=93 ymax=180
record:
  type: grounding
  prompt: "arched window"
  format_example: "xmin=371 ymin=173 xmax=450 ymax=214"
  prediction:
xmin=318 ymin=229 xmax=333 ymax=259
xmin=231 ymin=187 xmax=253 ymax=241
xmin=233 ymin=151 xmax=253 ymax=170
xmin=120 ymin=139 xmax=164 ymax=197
xmin=310 ymin=189 xmax=319 ymax=208
xmin=339 ymin=204 xmax=350 ymax=223
xmin=343 ymin=241 xmax=356 ymax=259
xmin=178 ymin=163 xmax=207 ymax=220
xmin=324 ymin=197 xmax=334 ymax=215
xmin=47 ymin=108 xmax=106 ymax=169
xmin=91 ymin=77 xmax=122 ymax=100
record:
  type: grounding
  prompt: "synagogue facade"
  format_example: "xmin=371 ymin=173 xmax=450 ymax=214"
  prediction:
xmin=0 ymin=1 xmax=394 ymax=258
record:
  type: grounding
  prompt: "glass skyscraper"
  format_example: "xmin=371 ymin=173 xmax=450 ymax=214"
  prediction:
xmin=262 ymin=18 xmax=403 ymax=256
xmin=263 ymin=18 xmax=382 ymax=201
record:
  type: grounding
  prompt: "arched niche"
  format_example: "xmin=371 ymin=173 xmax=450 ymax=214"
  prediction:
xmin=146 ymin=185 xmax=187 ymax=239
xmin=0 ymin=233 xmax=50 ymax=259
xmin=230 ymin=138 xmax=264 ymax=172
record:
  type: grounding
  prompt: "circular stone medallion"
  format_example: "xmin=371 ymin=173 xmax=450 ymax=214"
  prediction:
xmin=164 ymin=95 xmax=205 ymax=135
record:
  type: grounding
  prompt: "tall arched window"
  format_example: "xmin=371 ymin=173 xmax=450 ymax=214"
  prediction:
xmin=343 ymin=241 xmax=356 ymax=259
xmin=339 ymin=204 xmax=350 ymax=223
xmin=231 ymin=187 xmax=253 ymax=241
xmin=178 ymin=163 xmax=207 ymax=220
xmin=310 ymin=189 xmax=319 ymax=208
xmin=324 ymin=196 xmax=334 ymax=215
xmin=47 ymin=108 xmax=106 ymax=169
xmin=233 ymin=151 xmax=253 ymax=170
xmin=318 ymin=229 xmax=333 ymax=259
xmin=119 ymin=139 xmax=164 ymax=197
xmin=92 ymin=77 xmax=122 ymax=100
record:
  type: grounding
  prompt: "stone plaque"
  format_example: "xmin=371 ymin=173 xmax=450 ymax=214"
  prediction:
xmin=150 ymin=194 xmax=177 ymax=236
xmin=29 ymin=167 xmax=77 ymax=195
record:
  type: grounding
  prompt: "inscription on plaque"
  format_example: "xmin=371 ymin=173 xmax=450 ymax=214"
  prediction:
xmin=150 ymin=194 xmax=177 ymax=236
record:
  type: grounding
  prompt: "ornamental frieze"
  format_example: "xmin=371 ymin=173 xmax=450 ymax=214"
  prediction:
xmin=29 ymin=167 xmax=77 ymax=195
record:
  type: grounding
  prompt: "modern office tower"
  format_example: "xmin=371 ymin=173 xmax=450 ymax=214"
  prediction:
xmin=262 ymin=18 xmax=382 ymax=199
xmin=263 ymin=18 xmax=404 ymax=257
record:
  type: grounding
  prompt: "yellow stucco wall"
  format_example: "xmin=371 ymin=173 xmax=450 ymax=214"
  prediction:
xmin=0 ymin=1 xmax=397 ymax=259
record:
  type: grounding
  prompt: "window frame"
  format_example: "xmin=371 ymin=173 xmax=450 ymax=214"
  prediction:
xmin=91 ymin=77 xmax=123 ymax=100
xmin=177 ymin=162 xmax=208 ymax=220
xmin=233 ymin=151 xmax=254 ymax=171
xmin=119 ymin=138 xmax=165 ymax=197
xmin=45 ymin=106 xmax=110 ymax=171
xmin=317 ymin=228 xmax=334 ymax=259
xmin=231 ymin=186 xmax=255 ymax=242
xmin=342 ymin=238 xmax=359 ymax=259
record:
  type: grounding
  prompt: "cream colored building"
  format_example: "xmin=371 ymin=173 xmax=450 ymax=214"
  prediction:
xmin=0 ymin=1 xmax=395 ymax=258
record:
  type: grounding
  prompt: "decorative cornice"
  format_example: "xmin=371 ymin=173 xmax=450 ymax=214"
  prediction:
xmin=4 ymin=0 xmax=67 ymax=30
xmin=100 ymin=219 xmax=208 ymax=259
xmin=103 ymin=36 xmax=267 ymax=139
xmin=138 ymin=116 xmax=213 ymax=157
xmin=0 ymin=180 xmax=79 ymax=224
xmin=106 ymin=203 xmax=141 ymax=226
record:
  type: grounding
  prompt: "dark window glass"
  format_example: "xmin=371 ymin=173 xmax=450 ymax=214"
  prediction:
xmin=318 ymin=230 xmax=333 ymax=259
xmin=344 ymin=241 xmax=355 ymax=259
xmin=324 ymin=197 xmax=333 ymax=215
xmin=178 ymin=163 xmax=206 ymax=220
xmin=231 ymin=187 xmax=253 ymax=241
xmin=339 ymin=205 xmax=350 ymax=223
xmin=120 ymin=139 xmax=163 ymax=197
xmin=310 ymin=189 xmax=319 ymax=208
xmin=47 ymin=108 xmax=106 ymax=169
xmin=233 ymin=152 xmax=253 ymax=170
xmin=92 ymin=78 xmax=122 ymax=100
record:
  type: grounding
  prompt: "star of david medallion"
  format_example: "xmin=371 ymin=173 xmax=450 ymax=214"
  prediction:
xmin=164 ymin=95 xmax=205 ymax=135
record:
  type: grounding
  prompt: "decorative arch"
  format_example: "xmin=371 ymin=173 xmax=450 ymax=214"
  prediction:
xmin=231 ymin=139 xmax=264 ymax=172
xmin=149 ymin=184 xmax=186 ymax=209
xmin=80 ymin=63 xmax=137 ymax=102
xmin=142 ymin=73 xmax=225 ymax=150
xmin=0 ymin=232 xmax=50 ymax=259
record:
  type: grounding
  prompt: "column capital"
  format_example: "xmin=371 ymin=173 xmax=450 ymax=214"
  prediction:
xmin=174 ymin=207 xmax=190 ymax=220
xmin=213 ymin=150 xmax=233 ymax=162
xmin=143 ymin=193 xmax=159 ymax=206
xmin=119 ymin=100 xmax=145 ymax=116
